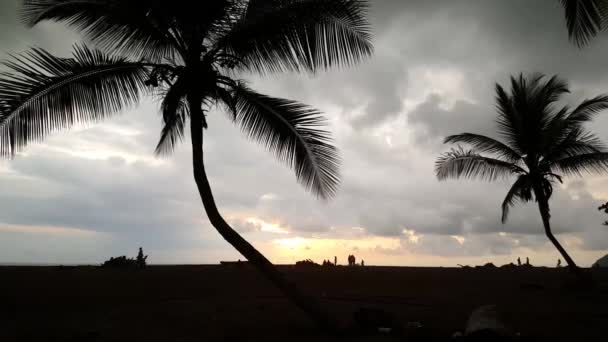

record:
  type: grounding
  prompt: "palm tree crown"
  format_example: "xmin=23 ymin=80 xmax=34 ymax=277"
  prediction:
xmin=0 ymin=0 xmax=373 ymax=199
xmin=436 ymin=73 xmax=608 ymax=223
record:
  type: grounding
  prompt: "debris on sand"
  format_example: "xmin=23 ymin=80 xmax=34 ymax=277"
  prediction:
xmin=295 ymin=259 xmax=320 ymax=268
xmin=475 ymin=262 xmax=497 ymax=270
xmin=463 ymin=305 xmax=514 ymax=340
xmin=500 ymin=262 xmax=517 ymax=270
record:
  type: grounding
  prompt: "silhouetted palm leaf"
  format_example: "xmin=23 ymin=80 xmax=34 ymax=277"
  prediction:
xmin=566 ymin=94 xmax=608 ymax=123
xmin=435 ymin=147 xmax=523 ymax=182
xmin=495 ymin=82 xmax=523 ymax=154
xmin=22 ymin=0 xmax=183 ymax=62
xmin=560 ymin=0 xmax=608 ymax=46
xmin=553 ymin=152 xmax=608 ymax=176
xmin=217 ymin=0 xmax=373 ymax=73
xmin=544 ymin=127 xmax=605 ymax=161
xmin=0 ymin=45 xmax=149 ymax=157
xmin=230 ymin=82 xmax=340 ymax=199
xmin=444 ymin=133 xmax=522 ymax=162
xmin=155 ymin=78 xmax=188 ymax=156
xmin=501 ymin=175 xmax=532 ymax=223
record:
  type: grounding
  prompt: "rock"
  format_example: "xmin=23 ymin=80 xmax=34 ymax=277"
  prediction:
xmin=592 ymin=254 xmax=608 ymax=268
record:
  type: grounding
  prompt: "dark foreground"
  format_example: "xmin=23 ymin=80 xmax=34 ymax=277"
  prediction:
xmin=1 ymin=265 xmax=607 ymax=341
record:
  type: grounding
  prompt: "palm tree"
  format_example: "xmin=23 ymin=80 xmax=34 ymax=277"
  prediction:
xmin=560 ymin=0 xmax=608 ymax=46
xmin=435 ymin=73 xmax=608 ymax=275
xmin=0 ymin=0 xmax=373 ymax=331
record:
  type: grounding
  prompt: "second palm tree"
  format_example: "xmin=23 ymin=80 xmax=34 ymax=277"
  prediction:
xmin=436 ymin=73 xmax=608 ymax=275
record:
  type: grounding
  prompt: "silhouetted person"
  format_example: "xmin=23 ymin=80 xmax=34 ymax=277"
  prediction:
xmin=526 ymin=257 xmax=530 ymax=266
xmin=347 ymin=254 xmax=355 ymax=266
xmin=136 ymin=247 xmax=148 ymax=269
xmin=517 ymin=257 xmax=521 ymax=266
xmin=557 ymin=259 xmax=562 ymax=268
xmin=361 ymin=260 xmax=364 ymax=266
xmin=334 ymin=256 xmax=337 ymax=265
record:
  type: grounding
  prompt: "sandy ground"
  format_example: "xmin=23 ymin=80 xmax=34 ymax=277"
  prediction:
xmin=1 ymin=265 xmax=607 ymax=341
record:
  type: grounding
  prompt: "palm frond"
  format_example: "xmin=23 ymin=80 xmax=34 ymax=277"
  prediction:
xmin=230 ymin=82 xmax=340 ymax=199
xmin=155 ymin=78 xmax=188 ymax=156
xmin=552 ymin=152 xmax=608 ymax=176
xmin=560 ymin=0 xmax=608 ymax=46
xmin=501 ymin=175 xmax=532 ymax=223
xmin=541 ymin=105 xmax=571 ymax=147
xmin=494 ymin=82 xmax=523 ymax=154
xmin=22 ymin=0 xmax=180 ymax=61
xmin=215 ymin=88 xmax=238 ymax=122
xmin=216 ymin=0 xmax=373 ymax=74
xmin=444 ymin=133 xmax=522 ymax=162
xmin=0 ymin=45 xmax=149 ymax=157
xmin=566 ymin=94 xmax=608 ymax=124
xmin=435 ymin=147 xmax=523 ymax=182
xmin=530 ymin=75 xmax=569 ymax=116
xmin=544 ymin=127 xmax=606 ymax=162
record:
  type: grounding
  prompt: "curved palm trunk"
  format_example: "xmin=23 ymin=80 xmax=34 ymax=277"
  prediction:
xmin=187 ymin=94 xmax=337 ymax=333
xmin=533 ymin=185 xmax=581 ymax=275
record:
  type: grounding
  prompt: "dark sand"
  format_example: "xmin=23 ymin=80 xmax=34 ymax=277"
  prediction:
xmin=2 ymin=265 xmax=607 ymax=341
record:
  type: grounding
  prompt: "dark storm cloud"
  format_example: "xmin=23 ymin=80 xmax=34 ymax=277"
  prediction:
xmin=407 ymin=94 xmax=495 ymax=145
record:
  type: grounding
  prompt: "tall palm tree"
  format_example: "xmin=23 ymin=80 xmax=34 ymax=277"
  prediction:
xmin=0 ymin=0 xmax=372 ymax=331
xmin=435 ymin=73 xmax=608 ymax=274
xmin=560 ymin=0 xmax=608 ymax=46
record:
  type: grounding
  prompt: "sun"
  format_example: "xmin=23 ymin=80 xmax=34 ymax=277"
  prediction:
xmin=274 ymin=237 xmax=306 ymax=250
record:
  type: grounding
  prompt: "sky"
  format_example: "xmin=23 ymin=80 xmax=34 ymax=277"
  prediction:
xmin=1 ymin=0 xmax=608 ymax=267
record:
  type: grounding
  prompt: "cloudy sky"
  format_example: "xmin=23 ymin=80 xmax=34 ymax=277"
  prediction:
xmin=1 ymin=0 xmax=608 ymax=267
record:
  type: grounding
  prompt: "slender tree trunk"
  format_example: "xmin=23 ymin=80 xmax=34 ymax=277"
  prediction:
xmin=187 ymin=93 xmax=338 ymax=333
xmin=533 ymin=185 xmax=581 ymax=275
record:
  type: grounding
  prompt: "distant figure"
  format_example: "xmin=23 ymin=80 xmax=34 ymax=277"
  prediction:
xmin=136 ymin=247 xmax=148 ymax=269
xmin=361 ymin=260 xmax=364 ymax=267
xmin=334 ymin=256 xmax=337 ymax=265
xmin=347 ymin=254 xmax=356 ymax=266
xmin=557 ymin=259 xmax=562 ymax=268
xmin=525 ymin=257 xmax=530 ymax=266
xmin=517 ymin=257 xmax=521 ymax=266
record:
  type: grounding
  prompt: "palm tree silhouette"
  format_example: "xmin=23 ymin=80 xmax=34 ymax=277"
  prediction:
xmin=436 ymin=73 xmax=608 ymax=275
xmin=0 ymin=0 xmax=373 ymax=330
xmin=560 ymin=0 xmax=608 ymax=46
